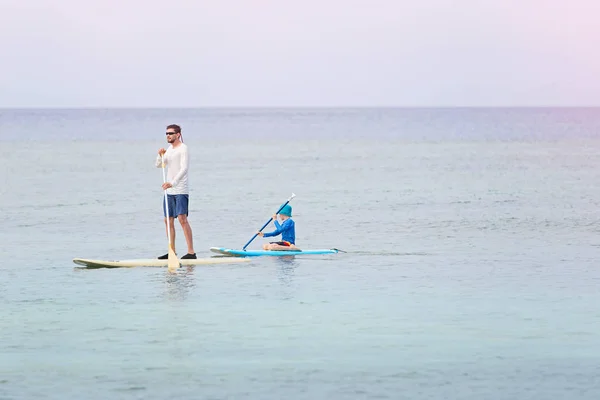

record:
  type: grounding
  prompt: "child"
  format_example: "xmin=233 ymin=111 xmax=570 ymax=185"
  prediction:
xmin=258 ymin=204 xmax=300 ymax=251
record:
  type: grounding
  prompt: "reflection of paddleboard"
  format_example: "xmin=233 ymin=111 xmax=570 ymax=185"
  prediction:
xmin=209 ymin=247 xmax=340 ymax=257
xmin=72 ymin=257 xmax=250 ymax=269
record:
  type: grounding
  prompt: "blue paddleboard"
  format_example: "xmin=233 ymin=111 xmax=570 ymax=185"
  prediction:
xmin=210 ymin=247 xmax=339 ymax=257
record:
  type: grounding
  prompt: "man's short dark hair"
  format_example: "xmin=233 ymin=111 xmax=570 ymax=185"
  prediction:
xmin=166 ymin=124 xmax=181 ymax=134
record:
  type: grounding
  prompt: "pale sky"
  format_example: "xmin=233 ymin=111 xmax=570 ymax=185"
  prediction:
xmin=0 ymin=0 xmax=598 ymax=107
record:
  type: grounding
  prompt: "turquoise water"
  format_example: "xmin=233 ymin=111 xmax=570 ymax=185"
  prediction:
xmin=2 ymin=108 xmax=600 ymax=399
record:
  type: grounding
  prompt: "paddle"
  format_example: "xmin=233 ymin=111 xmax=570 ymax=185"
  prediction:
xmin=161 ymin=154 xmax=179 ymax=272
xmin=242 ymin=193 xmax=296 ymax=250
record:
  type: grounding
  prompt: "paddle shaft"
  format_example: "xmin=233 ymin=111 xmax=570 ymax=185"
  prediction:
xmin=161 ymin=155 xmax=172 ymax=245
xmin=242 ymin=193 xmax=295 ymax=250
xmin=161 ymin=155 xmax=179 ymax=272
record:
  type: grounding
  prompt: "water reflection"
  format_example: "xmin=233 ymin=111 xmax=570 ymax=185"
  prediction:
xmin=163 ymin=266 xmax=196 ymax=302
xmin=274 ymin=257 xmax=298 ymax=300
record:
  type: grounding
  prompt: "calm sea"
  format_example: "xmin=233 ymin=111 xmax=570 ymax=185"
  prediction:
xmin=1 ymin=108 xmax=600 ymax=399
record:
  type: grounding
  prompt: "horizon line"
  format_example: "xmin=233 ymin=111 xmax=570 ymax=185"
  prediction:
xmin=1 ymin=105 xmax=600 ymax=110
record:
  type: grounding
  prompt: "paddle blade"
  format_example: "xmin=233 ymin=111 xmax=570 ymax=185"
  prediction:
xmin=167 ymin=245 xmax=179 ymax=272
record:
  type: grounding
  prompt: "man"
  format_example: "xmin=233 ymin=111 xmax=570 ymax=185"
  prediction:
xmin=155 ymin=124 xmax=196 ymax=259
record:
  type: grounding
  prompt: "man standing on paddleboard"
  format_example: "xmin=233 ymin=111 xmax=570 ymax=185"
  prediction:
xmin=155 ymin=124 xmax=196 ymax=259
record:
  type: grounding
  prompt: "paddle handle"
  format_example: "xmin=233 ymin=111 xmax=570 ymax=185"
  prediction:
xmin=242 ymin=193 xmax=296 ymax=250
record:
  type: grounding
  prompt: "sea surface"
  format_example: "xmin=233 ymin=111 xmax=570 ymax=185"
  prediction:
xmin=1 ymin=108 xmax=600 ymax=399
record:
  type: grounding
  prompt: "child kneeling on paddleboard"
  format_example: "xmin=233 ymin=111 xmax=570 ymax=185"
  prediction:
xmin=258 ymin=205 xmax=299 ymax=251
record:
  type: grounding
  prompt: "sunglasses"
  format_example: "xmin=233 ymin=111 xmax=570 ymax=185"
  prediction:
xmin=165 ymin=132 xmax=178 ymax=135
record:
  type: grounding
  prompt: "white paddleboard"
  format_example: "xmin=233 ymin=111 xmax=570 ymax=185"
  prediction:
xmin=73 ymin=257 xmax=250 ymax=269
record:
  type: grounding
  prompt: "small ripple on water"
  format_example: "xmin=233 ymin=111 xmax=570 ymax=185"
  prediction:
xmin=350 ymin=250 xmax=433 ymax=256
xmin=114 ymin=386 xmax=147 ymax=392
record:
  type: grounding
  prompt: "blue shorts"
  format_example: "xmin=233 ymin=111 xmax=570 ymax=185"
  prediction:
xmin=163 ymin=194 xmax=189 ymax=218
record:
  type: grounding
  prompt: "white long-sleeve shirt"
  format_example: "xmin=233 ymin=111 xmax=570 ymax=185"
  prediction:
xmin=155 ymin=143 xmax=189 ymax=195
